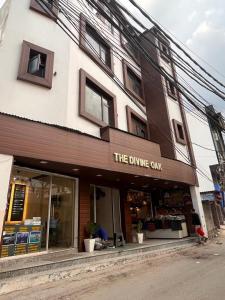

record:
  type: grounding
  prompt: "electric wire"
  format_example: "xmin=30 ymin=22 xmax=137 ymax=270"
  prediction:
xmin=36 ymin=0 xmax=215 ymax=184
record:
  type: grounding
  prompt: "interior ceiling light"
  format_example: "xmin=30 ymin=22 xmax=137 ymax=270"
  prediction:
xmin=96 ymin=174 xmax=102 ymax=177
xmin=40 ymin=161 xmax=48 ymax=164
xmin=153 ymin=178 xmax=159 ymax=181
xmin=134 ymin=175 xmax=139 ymax=178
xmin=72 ymin=168 xmax=79 ymax=171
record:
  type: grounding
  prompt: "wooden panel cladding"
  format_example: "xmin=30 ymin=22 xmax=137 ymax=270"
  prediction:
xmin=17 ymin=40 xmax=54 ymax=89
xmin=139 ymin=29 xmax=176 ymax=160
xmin=0 ymin=114 xmax=196 ymax=185
xmin=79 ymin=180 xmax=91 ymax=251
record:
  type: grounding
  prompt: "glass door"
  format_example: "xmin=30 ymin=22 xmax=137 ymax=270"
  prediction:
xmin=48 ymin=176 xmax=75 ymax=249
xmin=91 ymin=185 xmax=122 ymax=239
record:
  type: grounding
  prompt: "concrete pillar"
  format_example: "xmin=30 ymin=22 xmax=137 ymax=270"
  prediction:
xmin=0 ymin=154 xmax=13 ymax=243
xmin=190 ymin=186 xmax=208 ymax=236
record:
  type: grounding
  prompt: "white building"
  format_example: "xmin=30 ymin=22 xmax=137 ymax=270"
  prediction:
xmin=0 ymin=0 xmax=206 ymax=258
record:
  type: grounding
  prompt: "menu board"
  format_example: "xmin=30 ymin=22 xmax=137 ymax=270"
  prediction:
xmin=11 ymin=184 xmax=26 ymax=221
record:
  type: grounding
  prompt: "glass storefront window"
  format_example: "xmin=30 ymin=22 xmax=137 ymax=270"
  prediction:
xmin=1 ymin=167 xmax=77 ymax=258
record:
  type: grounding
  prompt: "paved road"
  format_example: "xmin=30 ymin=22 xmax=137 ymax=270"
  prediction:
xmin=2 ymin=232 xmax=225 ymax=300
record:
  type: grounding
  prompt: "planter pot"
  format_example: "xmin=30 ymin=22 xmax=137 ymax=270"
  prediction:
xmin=84 ymin=238 xmax=95 ymax=252
xmin=137 ymin=233 xmax=144 ymax=244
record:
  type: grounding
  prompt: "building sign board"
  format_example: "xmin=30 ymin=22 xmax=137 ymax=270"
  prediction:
xmin=113 ymin=153 xmax=162 ymax=171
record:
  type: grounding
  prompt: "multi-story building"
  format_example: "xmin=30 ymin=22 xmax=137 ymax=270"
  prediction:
xmin=0 ymin=0 xmax=206 ymax=258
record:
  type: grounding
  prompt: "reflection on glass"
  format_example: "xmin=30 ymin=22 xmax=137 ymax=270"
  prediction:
xmin=85 ymin=85 xmax=102 ymax=121
xmin=49 ymin=176 xmax=74 ymax=249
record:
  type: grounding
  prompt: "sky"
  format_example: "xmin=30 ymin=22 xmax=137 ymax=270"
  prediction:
xmin=122 ymin=0 xmax=225 ymax=112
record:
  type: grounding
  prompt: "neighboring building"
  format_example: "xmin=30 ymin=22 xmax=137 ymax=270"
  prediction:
xmin=186 ymin=104 xmax=225 ymax=236
xmin=0 ymin=0 xmax=206 ymax=258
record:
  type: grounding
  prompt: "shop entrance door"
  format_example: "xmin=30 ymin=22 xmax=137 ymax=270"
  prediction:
xmin=2 ymin=166 xmax=78 ymax=258
xmin=92 ymin=186 xmax=122 ymax=239
xmin=48 ymin=176 xmax=75 ymax=249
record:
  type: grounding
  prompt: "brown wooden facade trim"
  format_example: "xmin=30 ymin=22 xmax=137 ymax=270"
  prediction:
xmin=79 ymin=13 xmax=114 ymax=76
xmin=30 ymin=0 xmax=58 ymax=20
xmin=79 ymin=69 xmax=118 ymax=128
xmin=17 ymin=40 xmax=54 ymax=89
xmin=126 ymin=105 xmax=150 ymax=139
xmin=139 ymin=29 xmax=176 ymax=160
xmin=0 ymin=114 xmax=197 ymax=185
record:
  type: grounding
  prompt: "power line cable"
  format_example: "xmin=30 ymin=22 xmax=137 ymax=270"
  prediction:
xmin=125 ymin=0 xmax=225 ymax=90
xmin=36 ymin=0 xmax=215 ymax=184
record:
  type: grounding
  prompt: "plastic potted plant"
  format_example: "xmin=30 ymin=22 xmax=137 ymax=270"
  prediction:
xmin=84 ymin=222 xmax=97 ymax=253
xmin=136 ymin=220 xmax=144 ymax=244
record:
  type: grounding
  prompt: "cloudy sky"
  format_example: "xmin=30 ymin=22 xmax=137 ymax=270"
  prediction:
xmin=122 ymin=0 xmax=225 ymax=112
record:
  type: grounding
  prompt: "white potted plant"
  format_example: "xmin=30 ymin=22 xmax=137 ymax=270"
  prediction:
xmin=137 ymin=220 xmax=144 ymax=244
xmin=84 ymin=223 xmax=97 ymax=253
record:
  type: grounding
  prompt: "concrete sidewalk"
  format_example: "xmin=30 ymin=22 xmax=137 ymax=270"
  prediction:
xmin=0 ymin=238 xmax=195 ymax=296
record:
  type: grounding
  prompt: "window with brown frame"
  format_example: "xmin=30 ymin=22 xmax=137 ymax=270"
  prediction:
xmin=166 ymin=79 xmax=178 ymax=100
xmin=172 ymin=119 xmax=186 ymax=145
xmin=123 ymin=60 xmax=145 ymax=105
xmin=80 ymin=14 xmax=114 ymax=75
xmin=17 ymin=41 xmax=54 ymax=89
xmin=159 ymin=39 xmax=171 ymax=62
xmin=120 ymin=34 xmax=140 ymax=64
xmin=126 ymin=106 xmax=149 ymax=139
xmin=30 ymin=0 xmax=58 ymax=19
xmin=79 ymin=69 xmax=117 ymax=127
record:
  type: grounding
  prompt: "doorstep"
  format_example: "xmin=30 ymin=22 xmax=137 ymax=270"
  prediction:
xmin=0 ymin=237 xmax=195 ymax=281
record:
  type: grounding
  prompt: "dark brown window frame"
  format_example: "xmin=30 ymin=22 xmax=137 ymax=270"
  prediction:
xmin=120 ymin=33 xmax=140 ymax=65
xmin=30 ymin=0 xmax=58 ymax=19
xmin=123 ymin=59 xmax=145 ymax=105
xmin=79 ymin=69 xmax=118 ymax=128
xmin=166 ymin=79 xmax=178 ymax=100
xmin=126 ymin=105 xmax=149 ymax=139
xmin=158 ymin=38 xmax=171 ymax=63
xmin=172 ymin=119 xmax=186 ymax=145
xmin=17 ymin=40 xmax=54 ymax=89
xmin=79 ymin=13 xmax=114 ymax=76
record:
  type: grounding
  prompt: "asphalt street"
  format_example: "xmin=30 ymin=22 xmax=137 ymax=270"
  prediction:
xmin=2 ymin=232 xmax=225 ymax=300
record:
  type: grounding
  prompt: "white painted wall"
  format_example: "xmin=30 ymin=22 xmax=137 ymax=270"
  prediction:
xmin=0 ymin=0 xmax=146 ymax=139
xmin=190 ymin=186 xmax=208 ymax=236
xmin=187 ymin=112 xmax=218 ymax=192
xmin=159 ymin=57 xmax=190 ymax=164
xmin=0 ymin=0 xmax=10 ymax=45
xmin=0 ymin=154 xmax=13 ymax=243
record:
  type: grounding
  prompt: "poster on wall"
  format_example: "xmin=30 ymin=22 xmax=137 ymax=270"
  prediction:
xmin=2 ymin=232 xmax=16 ymax=245
xmin=29 ymin=231 xmax=41 ymax=244
xmin=16 ymin=232 xmax=29 ymax=244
